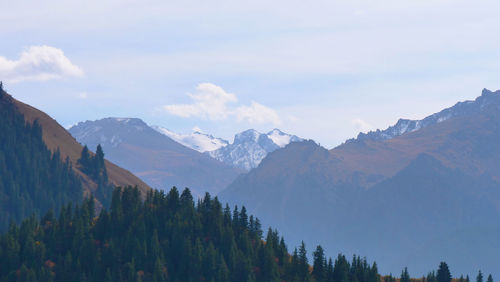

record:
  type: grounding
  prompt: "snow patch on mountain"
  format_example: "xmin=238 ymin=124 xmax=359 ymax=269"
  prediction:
xmin=153 ymin=126 xmax=229 ymax=152
xmin=208 ymin=129 xmax=304 ymax=171
xmin=69 ymin=118 xmax=149 ymax=148
xmin=351 ymin=88 xmax=500 ymax=143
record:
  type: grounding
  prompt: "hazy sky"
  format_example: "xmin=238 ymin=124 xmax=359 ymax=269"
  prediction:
xmin=1 ymin=0 xmax=499 ymax=148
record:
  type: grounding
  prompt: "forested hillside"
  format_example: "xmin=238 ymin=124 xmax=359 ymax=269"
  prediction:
xmin=0 ymin=84 xmax=83 ymax=231
xmin=0 ymin=185 xmax=489 ymax=281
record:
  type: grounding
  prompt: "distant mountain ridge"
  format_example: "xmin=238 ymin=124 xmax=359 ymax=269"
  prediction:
xmin=220 ymin=88 xmax=500 ymax=277
xmin=208 ymin=129 xmax=304 ymax=171
xmin=352 ymin=88 xmax=500 ymax=142
xmin=69 ymin=118 xmax=241 ymax=197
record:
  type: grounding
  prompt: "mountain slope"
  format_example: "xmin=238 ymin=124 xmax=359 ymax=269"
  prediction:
xmin=13 ymin=100 xmax=151 ymax=197
xmin=208 ymin=129 xmax=304 ymax=171
xmin=69 ymin=118 xmax=241 ymax=197
xmin=0 ymin=88 xmax=83 ymax=231
xmin=153 ymin=126 xmax=229 ymax=152
xmin=220 ymin=88 xmax=500 ymax=277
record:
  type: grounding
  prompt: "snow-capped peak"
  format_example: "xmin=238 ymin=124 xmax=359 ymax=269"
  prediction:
xmin=153 ymin=126 xmax=229 ymax=152
xmin=234 ymin=129 xmax=261 ymax=143
xmin=267 ymin=128 xmax=303 ymax=148
xmin=208 ymin=128 xmax=304 ymax=171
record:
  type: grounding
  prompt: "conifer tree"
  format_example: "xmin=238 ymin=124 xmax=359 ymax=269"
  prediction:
xmin=478 ymin=271 xmax=484 ymax=282
xmin=437 ymin=262 xmax=452 ymax=282
xmin=312 ymin=245 xmax=326 ymax=282
xmin=400 ymin=267 xmax=410 ymax=282
xmin=298 ymin=241 xmax=310 ymax=281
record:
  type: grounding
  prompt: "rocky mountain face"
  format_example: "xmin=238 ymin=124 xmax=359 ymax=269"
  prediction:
xmin=220 ymin=89 xmax=500 ymax=277
xmin=153 ymin=126 xmax=229 ymax=152
xmin=69 ymin=118 xmax=241 ymax=197
xmin=208 ymin=129 xmax=304 ymax=171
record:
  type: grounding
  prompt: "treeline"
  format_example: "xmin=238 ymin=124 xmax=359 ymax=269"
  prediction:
xmin=0 ymin=186 xmax=379 ymax=281
xmin=0 ymin=84 xmax=82 ymax=231
xmin=0 ymin=185 xmax=490 ymax=282
xmin=384 ymin=263 xmax=493 ymax=282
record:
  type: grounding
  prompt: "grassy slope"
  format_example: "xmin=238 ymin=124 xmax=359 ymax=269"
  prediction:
xmin=11 ymin=96 xmax=151 ymax=198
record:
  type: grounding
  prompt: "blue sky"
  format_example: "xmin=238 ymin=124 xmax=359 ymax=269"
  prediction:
xmin=1 ymin=0 xmax=500 ymax=148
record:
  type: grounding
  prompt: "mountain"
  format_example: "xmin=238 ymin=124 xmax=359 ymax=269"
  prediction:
xmin=0 ymin=86 xmax=150 ymax=230
xmin=208 ymin=129 xmax=304 ymax=171
xmin=69 ymin=118 xmax=241 ymax=197
xmin=153 ymin=126 xmax=229 ymax=152
xmin=352 ymin=88 xmax=500 ymax=142
xmin=220 ymin=88 xmax=500 ymax=277
xmin=14 ymin=100 xmax=151 ymax=197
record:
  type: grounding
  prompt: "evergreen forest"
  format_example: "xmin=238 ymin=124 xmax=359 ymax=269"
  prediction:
xmin=0 ymin=85 xmax=82 ymax=231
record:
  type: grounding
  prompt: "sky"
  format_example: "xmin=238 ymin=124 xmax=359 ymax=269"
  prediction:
xmin=1 ymin=0 xmax=500 ymax=148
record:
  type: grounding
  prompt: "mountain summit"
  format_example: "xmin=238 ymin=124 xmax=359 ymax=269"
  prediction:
xmin=208 ymin=129 xmax=304 ymax=171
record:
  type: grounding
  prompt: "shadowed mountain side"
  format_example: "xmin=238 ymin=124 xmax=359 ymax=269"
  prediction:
xmin=11 ymin=96 xmax=151 ymax=198
xmin=220 ymin=141 xmax=364 ymax=253
xmin=348 ymin=154 xmax=500 ymax=275
xmin=219 ymin=89 xmax=500 ymax=277
xmin=222 ymin=151 xmax=500 ymax=277
xmin=69 ymin=118 xmax=242 ymax=197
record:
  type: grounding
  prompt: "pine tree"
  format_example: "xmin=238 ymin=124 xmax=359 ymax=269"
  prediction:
xmin=478 ymin=271 xmax=484 ymax=282
xmin=312 ymin=245 xmax=326 ymax=282
xmin=486 ymin=274 xmax=493 ymax=282
xmin=400 ymin=267 xmax=410 ymax=282
xmin=78 ymin=145 xmax=91 ymax=171
xmin=437 ymin=262 xmax=452 ymax=282
xmin=298 ymin=241 xmax=310 ymax=281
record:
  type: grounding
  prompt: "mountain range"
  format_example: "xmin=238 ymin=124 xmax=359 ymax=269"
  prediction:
xmin=70 ymin=119 xmax=304 ymax=195
xmin=220 ymin=88 xmax=500 ymax=277
xmin=153 ymin=126 xmax=304 ymax=171
xmin=69 ymin=118 xmax=242 ymax=197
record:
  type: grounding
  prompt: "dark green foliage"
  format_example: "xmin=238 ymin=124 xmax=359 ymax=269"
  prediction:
xmin=487 ymin=274 xmax=493 ymax=282
xmin=312 ymin=245 xmax=326 ymax=281
xmin=78 ymin=145 xmax=112 ymax=208
xmin=437 ymin=262 xmax=452 ymax=282
xmin=401 ymin=267 xmax=411 ymax=282
xmin=0 ymin=88 xmax=83 ymax=231
xmin=0 ymin=186 xmax=383 ymax=282
xmin=478 ymin=271 xmax=484 ymax=282
xmin=427 ymin=271 xmax=437 ymax=282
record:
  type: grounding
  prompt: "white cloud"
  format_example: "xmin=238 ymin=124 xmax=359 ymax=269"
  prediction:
xmin=164 ymin=83 xmax=236 ymax=120
xmin=164 ymin=83 xmax=280 ymax=125
xmin=0 ymin=45 xmax=83 ymax=83
xmin=236 ymin=102 xmax=281 ymax=125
